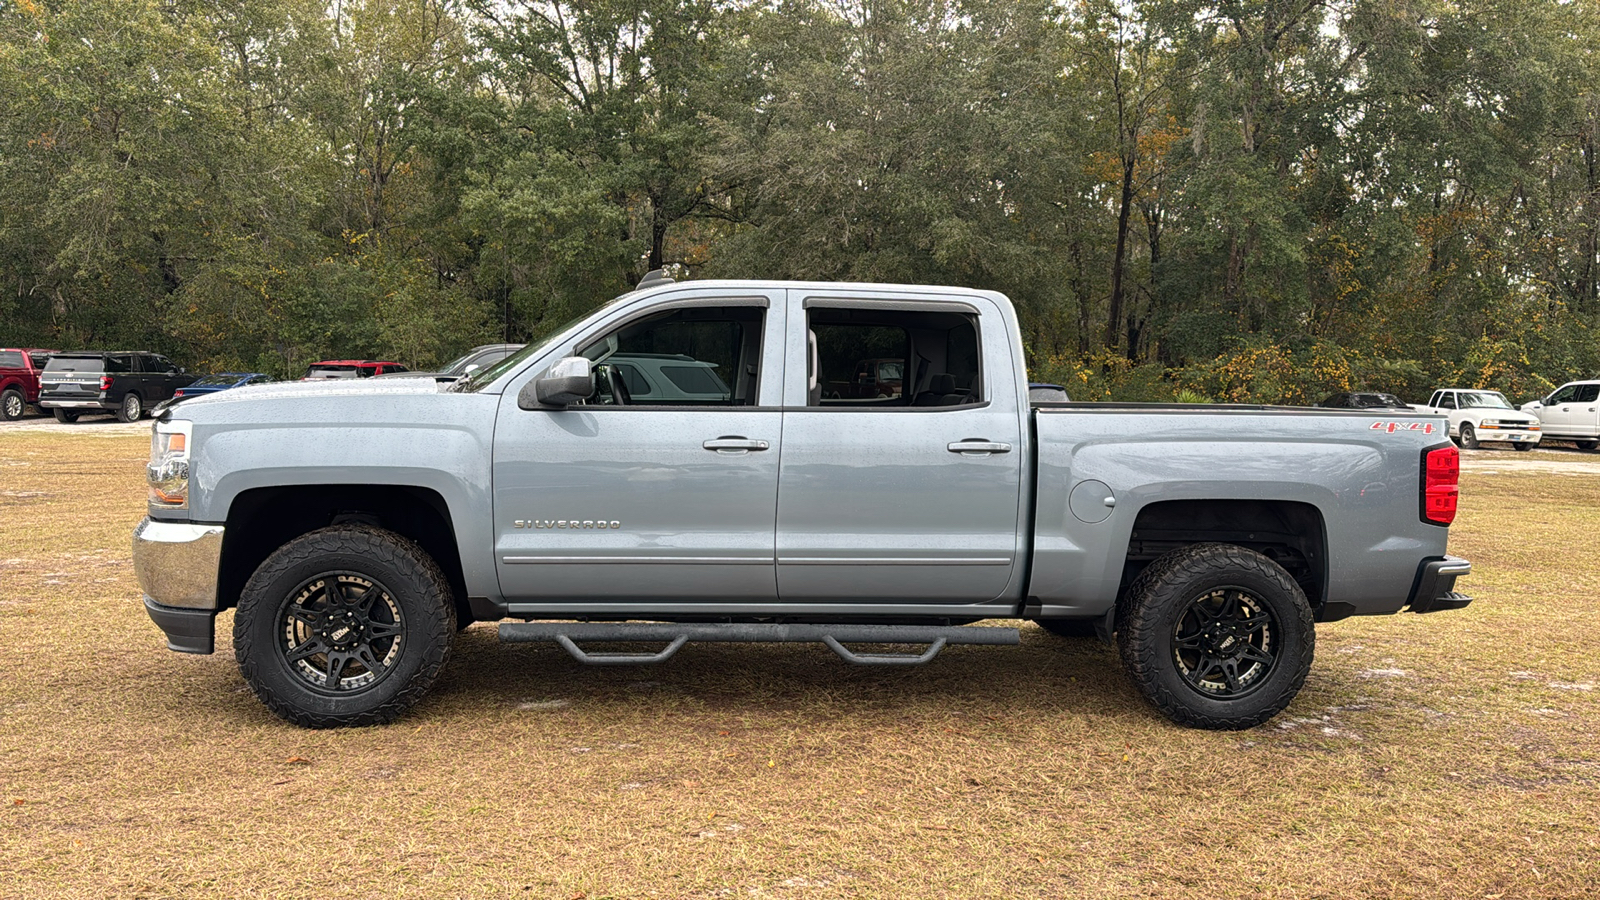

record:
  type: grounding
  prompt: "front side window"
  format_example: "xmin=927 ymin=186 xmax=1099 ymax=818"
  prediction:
xmin=579 ymin=305 xmax=764 ymax=407
xmin=1549 ymin=385 xmax=1579 ymax=404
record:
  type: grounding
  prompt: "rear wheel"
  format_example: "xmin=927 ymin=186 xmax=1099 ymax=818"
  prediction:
xmin=1578 ymin=440 xmax=1598 ymax=451
xmin=1 ymin=388 xmax=24 ymax=421
xmin=1116 ymin=543 xmax=1314 ymax=730
xmin=234 ymin=524 xmax=456 ymax=728
xmin=1458 ymin=423 xmax=1479 ymax=450
xmin=115 ymin=392 xmax=143 ymax=422
xmin=52 ymin=408 xmax=80 ymax=424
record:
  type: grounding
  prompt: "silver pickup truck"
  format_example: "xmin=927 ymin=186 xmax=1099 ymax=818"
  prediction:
xmin=133 ymin=277 xmax=1472 ymax=730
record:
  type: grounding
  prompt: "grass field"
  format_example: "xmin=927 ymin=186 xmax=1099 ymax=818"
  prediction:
xmin=2 ymin=430 xmax=1597 ymax=899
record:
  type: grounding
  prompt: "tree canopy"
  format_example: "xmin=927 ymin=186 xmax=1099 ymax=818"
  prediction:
xmin=2 ymin=0 xmax=1596 ymax=399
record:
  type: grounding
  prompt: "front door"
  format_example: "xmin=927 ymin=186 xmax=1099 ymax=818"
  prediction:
xmin=493 ymin=292 xmax=786 ymax=607
xmin=774 ymin=291 xmax=1026 ymax=606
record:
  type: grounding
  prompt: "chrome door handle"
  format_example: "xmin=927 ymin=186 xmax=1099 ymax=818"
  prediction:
xmin=948 ymin=440 xmax=1012 ymax=455
xmin=704 ymin=437 xmax=770 ymax=452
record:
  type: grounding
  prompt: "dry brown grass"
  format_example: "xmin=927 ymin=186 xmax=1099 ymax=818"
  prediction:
xmin=2 ymin=431 xmax=1597 ymax=899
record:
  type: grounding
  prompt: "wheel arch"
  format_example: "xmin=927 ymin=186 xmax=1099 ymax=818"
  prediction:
xmin=1120 ymin=498 xmax=1330 ymax=619
xmin=218 ymin=484 xmax=470 ymax=624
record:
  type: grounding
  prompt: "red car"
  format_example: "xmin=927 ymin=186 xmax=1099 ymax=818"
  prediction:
xmin=300 ymin=360 xmax=408 ymax=380
xmin=0 ymin=348 xmax=57 ymax=420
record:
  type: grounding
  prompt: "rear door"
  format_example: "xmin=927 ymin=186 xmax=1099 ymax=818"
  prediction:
xmin=1573 ymin=384 xmax=1600 ymax=438
xmin=774 ymin=291 xmax=1026 ymax=606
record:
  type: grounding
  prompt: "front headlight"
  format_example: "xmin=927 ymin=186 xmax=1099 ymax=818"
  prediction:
xmin=148 ymin=419 xmax=193 ymax=508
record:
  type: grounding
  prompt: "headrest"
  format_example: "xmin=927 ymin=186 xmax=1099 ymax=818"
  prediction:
xmin=931 ymin=373 xmax=956 ymax=393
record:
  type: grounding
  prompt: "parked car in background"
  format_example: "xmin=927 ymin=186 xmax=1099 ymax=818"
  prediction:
xmin=595 ymin=353 xmax=734 ymax=404
xmin=1412 ymin=388 xmax=1541 ymax=450
xmin=1028 ymin=383 xmax=1070 ymax=403
xmin=1317 ymin=392 xmax=1410 ymax=411
xmin=1520 ymin=380 xmax=1600 ymax=450
xmin=0 ymin=348 xmax=56 ymax=420
xmin=301 ymin=360 xmax=407 ymax=380
xmin=374 ymin=344 xmax=523 ymax=384
xmin=171 ymin=373 xmax=273 ymax=400
xmin=38 ymin=351 xmax=195 ymax=422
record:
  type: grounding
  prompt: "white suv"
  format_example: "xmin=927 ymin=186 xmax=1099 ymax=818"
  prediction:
xmin=1412 ymin=389 xmax=1542 ymax=450
xmin=1520 ymin=380 xmax=1600 ymax=450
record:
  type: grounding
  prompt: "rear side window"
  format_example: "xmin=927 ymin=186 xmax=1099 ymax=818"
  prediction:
xmin=106 ymin=355 xmax=132 ymax=373
xmin=0 ymin=351 xmax=21 ymax=368
xmin=28 ymin=352 xmax=51 ymax=368
xmin=613 ymin=363 xmax=653 ymax=396
xmin=1576 ymin=385 xmax=1600 ymax=403
xmin=808 ymin=308 xmax=981 ymax=408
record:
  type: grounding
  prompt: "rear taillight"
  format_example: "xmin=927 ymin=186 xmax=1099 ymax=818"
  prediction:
xmin=99 ymin=375 xmax=112 ymax=391
xmin=1423 ymin=445 xmax=1459 ymax=525
xmin=174 ymin=390 xmax=185 ymax=397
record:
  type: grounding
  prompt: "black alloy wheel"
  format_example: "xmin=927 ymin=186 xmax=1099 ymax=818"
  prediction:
xmin=1170 ymin=588 xmax=1278 ymax=699
xmin=235 ymin=524 xmax=455 ymax=728
xmin=52 ymin=408 xmax=80 ymax=423
xmin=1117 ymin=542 xmax=1314 ymax=730
xmin=116 ymin=392 xmax=143 ymax=422
xmin=1 ymin=388 xmax=24 ymax=421
xmin=277 ymin=572 xmax=406 ymax=694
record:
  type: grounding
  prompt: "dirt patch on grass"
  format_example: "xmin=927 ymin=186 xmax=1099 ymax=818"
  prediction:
xmin=1 ymin=432 xmax=1597 ymax=898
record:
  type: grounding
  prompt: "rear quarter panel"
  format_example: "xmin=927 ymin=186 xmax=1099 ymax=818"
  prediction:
xmin=1027 ymin=407 xmax=1451 ymax=618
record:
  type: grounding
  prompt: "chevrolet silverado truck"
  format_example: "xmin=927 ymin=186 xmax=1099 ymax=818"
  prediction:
xmin=132 ymin=278 xmax=1472 ymax=731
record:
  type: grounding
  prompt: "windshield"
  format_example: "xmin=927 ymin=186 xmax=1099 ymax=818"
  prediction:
xmin=1457 ymin=391 xmax=1512 ymax=409
xmin=438 ymin=351 xmax=476 ymax=376
xmin=455 ymin=310 xmax=605 ymax=393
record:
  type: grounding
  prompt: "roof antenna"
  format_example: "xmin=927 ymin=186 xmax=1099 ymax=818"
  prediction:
xmin=634 ymin=268 xmax=675 ymax=291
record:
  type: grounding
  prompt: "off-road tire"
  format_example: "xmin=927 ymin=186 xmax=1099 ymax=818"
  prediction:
xmin=1116 ymin=542 xmax=1314 ymax=730
xmin=1033 ymin=618 xmax=1100 ymax=639
xmin=1458 ymin=423 xmax=1479 ymax=450
xmin=52 ymin=408 xmax=80 ymax=423
xmin=1 ymin=388 xmax=24 ymax=421
xmin=234 ymin=524 xmax=455 ymax=728
xmin=115 ymin=392 xmax=143 ymax=422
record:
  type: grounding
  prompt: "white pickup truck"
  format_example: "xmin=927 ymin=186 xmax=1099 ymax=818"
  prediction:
xmin=1519 ymin=380 xmax=1600 ymax=450
xmin=1411 ymin=389 xmax=1542 ymax=450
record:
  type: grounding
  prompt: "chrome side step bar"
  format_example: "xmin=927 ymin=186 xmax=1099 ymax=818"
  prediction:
xmin=497 ymin=622 xmax=1020 ymax=667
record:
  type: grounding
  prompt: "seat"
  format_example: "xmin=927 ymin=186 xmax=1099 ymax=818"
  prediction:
xmin=915 ymin=373 xmax=957 ymax=406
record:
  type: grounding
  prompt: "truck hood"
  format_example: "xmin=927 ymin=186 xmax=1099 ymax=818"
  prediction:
xmin=160 ymin=376 xmax=442 ymax=415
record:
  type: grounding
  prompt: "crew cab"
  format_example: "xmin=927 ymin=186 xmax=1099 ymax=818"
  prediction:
xmin=0 ymin=348 xmax=56 ymax=420
xmin=1520 ymin=380 xmax=1600 ymax=450
xmin=131 ymin=278 xmax=1472 ymax=731
xmin=39 ymin=351 xmax=194 ymax=422
xmin=1411 ymin=388 xmax=1542 ymax=450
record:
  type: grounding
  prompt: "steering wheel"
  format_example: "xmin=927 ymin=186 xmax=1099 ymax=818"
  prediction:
xmin=595 ymin=364 xmax=631 ymax=406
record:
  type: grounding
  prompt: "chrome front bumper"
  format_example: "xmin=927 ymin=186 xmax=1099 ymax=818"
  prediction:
xmin=132 ymin=517 xmax=224 ymax=610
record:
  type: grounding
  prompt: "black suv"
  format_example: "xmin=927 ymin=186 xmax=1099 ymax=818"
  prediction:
xmin=38 ymin=352 xmax=196 ymax=423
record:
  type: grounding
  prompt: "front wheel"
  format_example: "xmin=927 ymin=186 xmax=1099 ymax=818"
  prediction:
xmin=115 ymin=392 xmax=143 ymax=422
xmin=1458 ymin=423 xmax=1479 ymax=450
xmin=234 ymin=524 xmax=456 ymax=728
xmin=52 ymin=408 xmax=80 ymax=424
xmin=1116 ymin=543 xmax=1314 ymax=730
xmin=1 ymin=388 xmax=24 ymax=421
xmin=1513 ymin=442 xmax=1533 ymax=451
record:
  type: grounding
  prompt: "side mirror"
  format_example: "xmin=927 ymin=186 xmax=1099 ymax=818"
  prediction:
xmin=521 ymin=356 xmax=594 ymax=409
xmin=463 ymin=364 xmax=480 ymax=376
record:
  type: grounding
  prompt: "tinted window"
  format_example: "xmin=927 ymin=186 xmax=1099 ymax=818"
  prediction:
xmin=1576 ymin=385 xmax=1600 ymax=403
xmin=45 ymin=356 xmax=101 ymax=373
xmin=28 ymin=352 xmax=51 ymax=368
xmin=1549 ymin=385 xmax=1578 ymax=404
xmin=106 ymin=355 xmax=132 ymax=373
xmin=613 ymin=363 xmax=653 ymax=395
xmin=661 ymin=364 xmax=729 ymax=395
xmin=809 ymin=308 xmax=980 ymax=408
xmin=190 ymin=375 xmax=237 ymax=387
xmin=306 ymin=365 xmax=359 ymax=378
xmin=0 ymin=351 xmax=21 ymax=368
